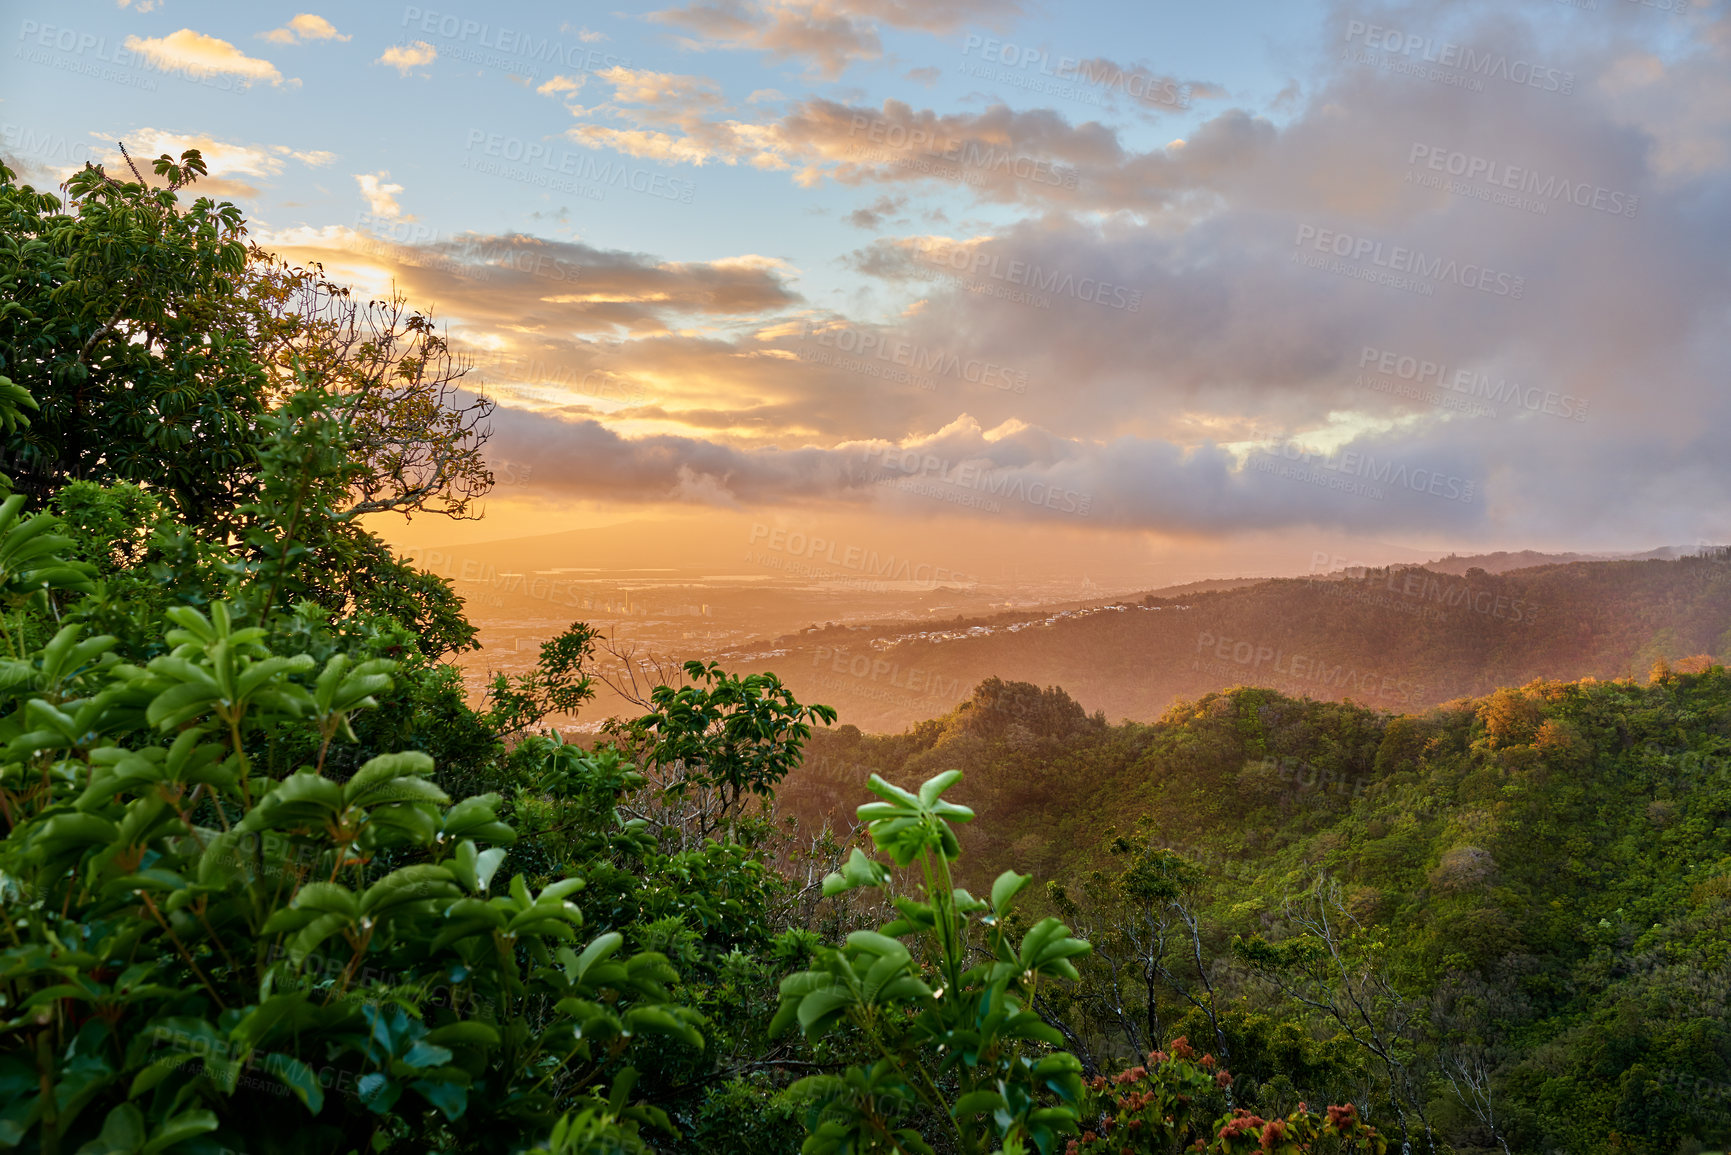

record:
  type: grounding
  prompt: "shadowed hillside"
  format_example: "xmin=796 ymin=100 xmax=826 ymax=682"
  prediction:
xmin=738 ymin=553 xmax=1731 ymax=731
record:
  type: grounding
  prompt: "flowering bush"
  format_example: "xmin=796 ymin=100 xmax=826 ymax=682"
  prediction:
xmin=1068 ymin=1038 xmax=1386 ymax=1155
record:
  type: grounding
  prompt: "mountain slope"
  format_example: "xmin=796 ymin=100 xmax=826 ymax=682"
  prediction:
xmin=779 ymin=668 xmax=1731 ymax=1154
xmin=739 ymin=555 xmax=1731 ymax=730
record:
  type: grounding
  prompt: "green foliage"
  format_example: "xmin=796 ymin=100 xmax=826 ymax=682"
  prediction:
xmin=790 ymin=672 xmax=1731 ymax=1154
xmin=0 ymin=586 xmax=703 ymax=1155
xmin=0 ymin=494 xmax=96 ymax=622
xmin=0 ymin=154 xmax=264 ymax=524
xmin=483 ymin=626 xmax=599 ymax=737
xmin=774 ymin=771 xmax=1090 ymax=1155
xmin=627 ymin=661 xmax=837 ymax=838
xmin=0 ymin=376 xmax=38 ymax=494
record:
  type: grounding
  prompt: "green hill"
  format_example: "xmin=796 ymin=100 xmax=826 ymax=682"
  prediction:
xmin=780 ymin=668 xmax=1731 ymax=1152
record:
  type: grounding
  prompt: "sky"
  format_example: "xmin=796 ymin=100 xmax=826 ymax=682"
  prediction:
xmin=4 ymin=0 xmax=1730 ymax=586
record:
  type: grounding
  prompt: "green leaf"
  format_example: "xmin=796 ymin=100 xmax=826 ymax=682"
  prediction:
xmin=74 ymin=1103 xmax=145 ymax=1155
xmin=951 ymin=1090 xmax=1007 ymax=1118
xmin=258 ymin=1054 xmax=324 ymax=1114
xmin=991 ymin=870 xmax=1031 ymax=913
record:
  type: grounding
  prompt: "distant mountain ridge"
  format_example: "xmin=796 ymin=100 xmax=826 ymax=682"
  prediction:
xmin=734 ymin=553 xmax=1731 ymax=731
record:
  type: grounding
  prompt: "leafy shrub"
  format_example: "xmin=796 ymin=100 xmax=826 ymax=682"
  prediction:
xmin=0 ymin=498 xmax=706 ymax=1155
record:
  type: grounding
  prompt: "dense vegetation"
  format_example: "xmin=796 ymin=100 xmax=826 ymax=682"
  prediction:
xmin=1 ymin=149 xmax=1724 ymax=1155
xmin=785 ymin=673 xmax=1731 ymax=1152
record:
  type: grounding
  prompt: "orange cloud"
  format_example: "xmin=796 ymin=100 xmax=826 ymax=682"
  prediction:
xmin=261 ymin=14 xmax=351 ymax=45
xmin=376 ymin=41 xmax=437 ymax=76
xmin=123 ymin=29 xmax=286 ymax=85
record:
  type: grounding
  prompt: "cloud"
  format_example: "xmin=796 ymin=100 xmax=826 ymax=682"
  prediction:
xmin=845 ymin=194 xmax=907 ymax=228
xmin=253 ymin=227 xmax=805 ymax=339
xmin=648 ymin=0 xmax=1025 ymax=79
xmin=116 ymin=0 xmax=161 ymax=11
xmin=261 ymin=14 xmax=350 ymax=44
xmin=537 ymin=74 xmax=586 ymax=97
xmin=376 ymin=41 xmax=436 ymax=76
xmin=556 ymin=76 xmax=1217 ymax=208
xmin=272 ymin=145 xmax=336 ymax=166
xmin=123 ymin=29 xmax=286 ymax=85
xmin=470 ymin=407 xmax=1496 ymax=535
xmin=354 ymin=172 xmax=405 ymax=217
xmin=562 ymin=67 xmax=797 ymax=168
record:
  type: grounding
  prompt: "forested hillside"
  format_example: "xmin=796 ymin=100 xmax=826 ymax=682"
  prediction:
xmin=783 ymin=673 xmax=1731 ymax=1151
xmin=738 ymin=557 xmax=1731 ymax=731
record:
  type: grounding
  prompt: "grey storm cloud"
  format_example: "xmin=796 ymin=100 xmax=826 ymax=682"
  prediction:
xmin=481 ymin=405 xmax=1493 ymax=534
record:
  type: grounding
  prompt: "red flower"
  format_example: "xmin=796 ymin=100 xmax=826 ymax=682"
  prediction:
xmin=1215 ymin=1071 xmax=1234 ymax=1087
xmin=1326 ymin=1103 xmax=1359 ymax=1129
xmin=1261 ymin=1118 xmax=1288 ymax=1148
xmin=1219 ymin=1109 xmax=1267 ymax=1139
